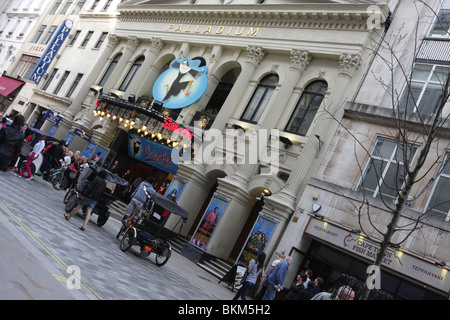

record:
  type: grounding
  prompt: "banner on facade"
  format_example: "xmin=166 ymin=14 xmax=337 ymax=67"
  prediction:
xmin=190 ymin=193 xmax=231 ymax=250
xmin=152 ymin=58 xmax=208 ymax=109
xmin=29 ymin=19 xmax=73 ymax=84
xmin=237 ymin=213 xmax=279 ymax=267
xmin=81 ymin=142 xmax=96 ymax=159
xmin=127 ymin=133 xmax=179 ymax=174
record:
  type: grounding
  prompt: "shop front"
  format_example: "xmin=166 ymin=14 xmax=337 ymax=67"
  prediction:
xmin=290 ymin=217 xmax=449 ymax=300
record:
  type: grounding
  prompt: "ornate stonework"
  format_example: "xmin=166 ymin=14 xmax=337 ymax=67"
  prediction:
xmin=338 ymin=53 xmax=362 ymax=77
xmin=246 ymin=45 xmax=265 ymax=66
xmin=290 ymin=49 xmax=311 ymax=72
xmin=126 ymin=35 xmax=140 ymax=49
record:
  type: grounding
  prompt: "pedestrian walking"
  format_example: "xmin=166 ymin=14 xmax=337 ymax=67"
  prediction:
xmin=233 ymin=252 xmax=266 ymax=301
xmin=0 ymin=114 xmax=25 ymax=172
xmin=64 ymin=169 xmax=107 ymax=231
xmin=254 ymin=252 xmax=285 ymax=300
xmin=262 ymin=256 xmax=293 ymax=300
xmin=121 ymin=177 xmax=155 ymax=226
xmin=17 ymin=134 xmax=46 ymax=180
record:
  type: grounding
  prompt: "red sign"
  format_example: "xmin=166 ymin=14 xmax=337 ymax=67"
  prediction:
xmin=162 ymin=117 xmax=194 ymax=140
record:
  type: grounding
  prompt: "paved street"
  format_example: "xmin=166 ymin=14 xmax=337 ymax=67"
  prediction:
xmin=0 ymin=170 xmax=236 ymax=301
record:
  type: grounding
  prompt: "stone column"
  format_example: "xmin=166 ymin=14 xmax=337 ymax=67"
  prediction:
xmin=103 ymin=35 xmax=140 ymax=93
xmin=274 ymin=52 xmax=362 ymax=207
xmin=211 ymin=45 xmax=265 ymax=132
xmin=229 ymin=49 xmax=312 ymax=186
xmin=126 ymin=37 xmax=164 ymax=97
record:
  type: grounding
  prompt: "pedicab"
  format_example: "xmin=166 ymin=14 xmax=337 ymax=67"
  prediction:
xmin=63 ymin=164 xmax=128 ymax=227
xmin=118 ymin=186 xmax=189 ymax=266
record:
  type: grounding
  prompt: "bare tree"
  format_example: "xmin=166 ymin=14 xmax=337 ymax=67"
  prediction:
xmin=322 ymin=0 xmax=449 ymax=299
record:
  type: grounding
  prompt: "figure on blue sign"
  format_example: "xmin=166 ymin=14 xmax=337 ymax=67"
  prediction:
xmin=153 ymin=58 xmax=208 ymax=109
xmin=163 ymin=60 xmax=203 ymax=102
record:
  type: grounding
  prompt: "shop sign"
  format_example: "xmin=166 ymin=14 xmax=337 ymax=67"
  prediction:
xmin=304 ymin=217 xmax=450 ymax=294
xmin=43 ymin=110 xmax=61 ymax=126
xmin=29 ymin=19 xmax=73 ymax=84
xmin=128 ymin=133 xmax=178 ymax=174
xmin=152 ymin=58 xmax=208 ymax=109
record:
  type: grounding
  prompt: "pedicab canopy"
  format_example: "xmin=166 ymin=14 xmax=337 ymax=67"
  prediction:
xmin=89 ymin=164 xmax=128 ymax=186
xmin=145 ymin=189 xmax=189 ymax=220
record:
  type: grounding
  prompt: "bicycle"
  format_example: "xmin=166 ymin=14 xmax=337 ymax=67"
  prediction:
xmin=36 ymin=158 xmax=68 ymax=190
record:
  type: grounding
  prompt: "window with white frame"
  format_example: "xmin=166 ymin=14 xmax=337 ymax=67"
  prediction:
xmin=53 ymin=70 xmax=70 ymax=95
xmin=397 ymin=63 xmax=450 ymax=116
xmin=65 ymin=73 xmax=83 ymax=98
xmin=118 ymin=56 xmax=145 ymax=91
xmin=426 ymin=153 xmax=450 ymax=221
xmin=60 ymin=0 xmax=73 ymax=15
xmin=358 ymin=138 xmax=417 ymax=202
xmin=94 ymin=32 xmax=108 ymax=49
xmin=31 ymin=25 xmax=46 ymax=43
xmin=428 ymin=0 xmax=450 ymax=38
xmin=240 ymin=74 xmax=279 ymax=123
xmin=71 ymin=0 xmax=86 ymax=15
xmin=41 ymin=25 xmax=57 ymax=45
xmin=11 ymin=54 xmax=39 ymax=79
xmin=80 ymin=31 xmax=93 ymax=47
xmin=99 ymin=53 xmax=122 ymax=86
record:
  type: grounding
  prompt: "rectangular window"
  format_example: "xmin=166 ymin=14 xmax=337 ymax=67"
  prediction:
xmin=426 ymin=153 xmax=450 ymax=221
xmin=42 ymin=68 xmax=58 ymax=91
xmin=60 ymin=0 xmax=73 ymax=15
xmin=358 ymin=138 xmax=417 ymax=202
xmin=41 ymin=25 xmax=57 ymax=45
xmin=65 ymin=73 xmax=83 ymax=98
xmin=68 ymin=30 xmax=81 ymax=46
xmin=103 ymin=0 xmax=113 ymax=10
xmin=397 ymin=63 xmax=450 ymax=116
xmin=428 ymin=0 xmax=450 ymax=38
xmin=12 ymin=54 xmax=39 ymax=79
xmin=94 ymin=32 xmax=108 ymax=49
xmin=90 ymin=0 xmax=100 ymax=10
xmin=80 ymin=31 xmax=93 ymax=47
xmin=31 ymin=25 xmax=46 ymax=43
xmin=49 ymin=0 xmax=62 ymax=14
xmin=53 ymin=71 xmax=70 ymax=95
xmin=71 ymin=0 xmax=86 ymax=15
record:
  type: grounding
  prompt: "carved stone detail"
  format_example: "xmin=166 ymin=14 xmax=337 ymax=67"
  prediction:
xmin=246 ymin=46 xmax=265 ymax=66
xmin=338 ymin=53 xmax=362 ymax=77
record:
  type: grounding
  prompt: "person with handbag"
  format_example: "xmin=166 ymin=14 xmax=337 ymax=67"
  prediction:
xmin=232 ymin=252 xmax=266 ymax=300
xmin=17 ymin=134 xmax=46 ymax=180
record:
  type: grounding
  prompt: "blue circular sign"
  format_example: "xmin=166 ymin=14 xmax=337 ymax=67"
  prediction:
xmin=152 ymin=58 xmax=208 ymax=109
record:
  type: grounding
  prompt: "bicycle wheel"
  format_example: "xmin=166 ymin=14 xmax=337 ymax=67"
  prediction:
xmin=52 ymin=173 xmax=67 ymax=190
xmin=96 ymin=210 xmax=110 ymax=227
xmin=63 ymin=189 xmax=75 ymax=204
xmin=155 ymin=242 xmax=171 ymax=266
xmin=120 ymin=229 xmax=135 ymax=252
xmin=65 ymin=193 xmax=79 ymax=213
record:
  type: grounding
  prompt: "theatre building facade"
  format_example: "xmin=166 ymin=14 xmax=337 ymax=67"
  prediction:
xmin=92 ymin=0 xmax=391 ymax=275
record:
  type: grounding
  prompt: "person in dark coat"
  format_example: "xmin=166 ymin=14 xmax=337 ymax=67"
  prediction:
xmin=297 ymin=280 xmax=316 ymax=300
xmin=64 ymin=170 xmax=107 ymax=231
xmin=0 ymin=114 xmax=25 ymax=172
xmin=284 ymin=273 xmax=307 ymax=300
xmin=41 ymin=140 xmax=65 ymax=179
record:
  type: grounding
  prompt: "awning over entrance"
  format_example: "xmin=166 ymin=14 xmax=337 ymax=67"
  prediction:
xmin=0 ymin=75 xmax=25 ymax=97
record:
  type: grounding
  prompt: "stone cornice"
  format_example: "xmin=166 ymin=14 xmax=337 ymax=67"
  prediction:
xmin=118 ymin=3 xmax=390 ymax=31
xmin=32 ymin=89 xmax=72 ymax=111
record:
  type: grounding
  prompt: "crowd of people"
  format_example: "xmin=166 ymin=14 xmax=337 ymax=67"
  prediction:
xmin=230 ymin=252 xmax=355 ymax=301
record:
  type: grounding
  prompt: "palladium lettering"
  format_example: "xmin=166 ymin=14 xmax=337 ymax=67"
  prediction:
xmin=167 ymin=24 xmax=260 ymax=36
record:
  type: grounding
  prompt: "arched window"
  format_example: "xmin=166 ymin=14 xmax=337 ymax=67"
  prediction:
xmin=241 ymin=74 xmax=279 ymax=123
xmin=99 ymin=53 xmax=122 ymax=86
xmin=119 ymin=56 xmax=145 ymax=91
xmin=285 ymin=80 xmax=327 ymax=136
